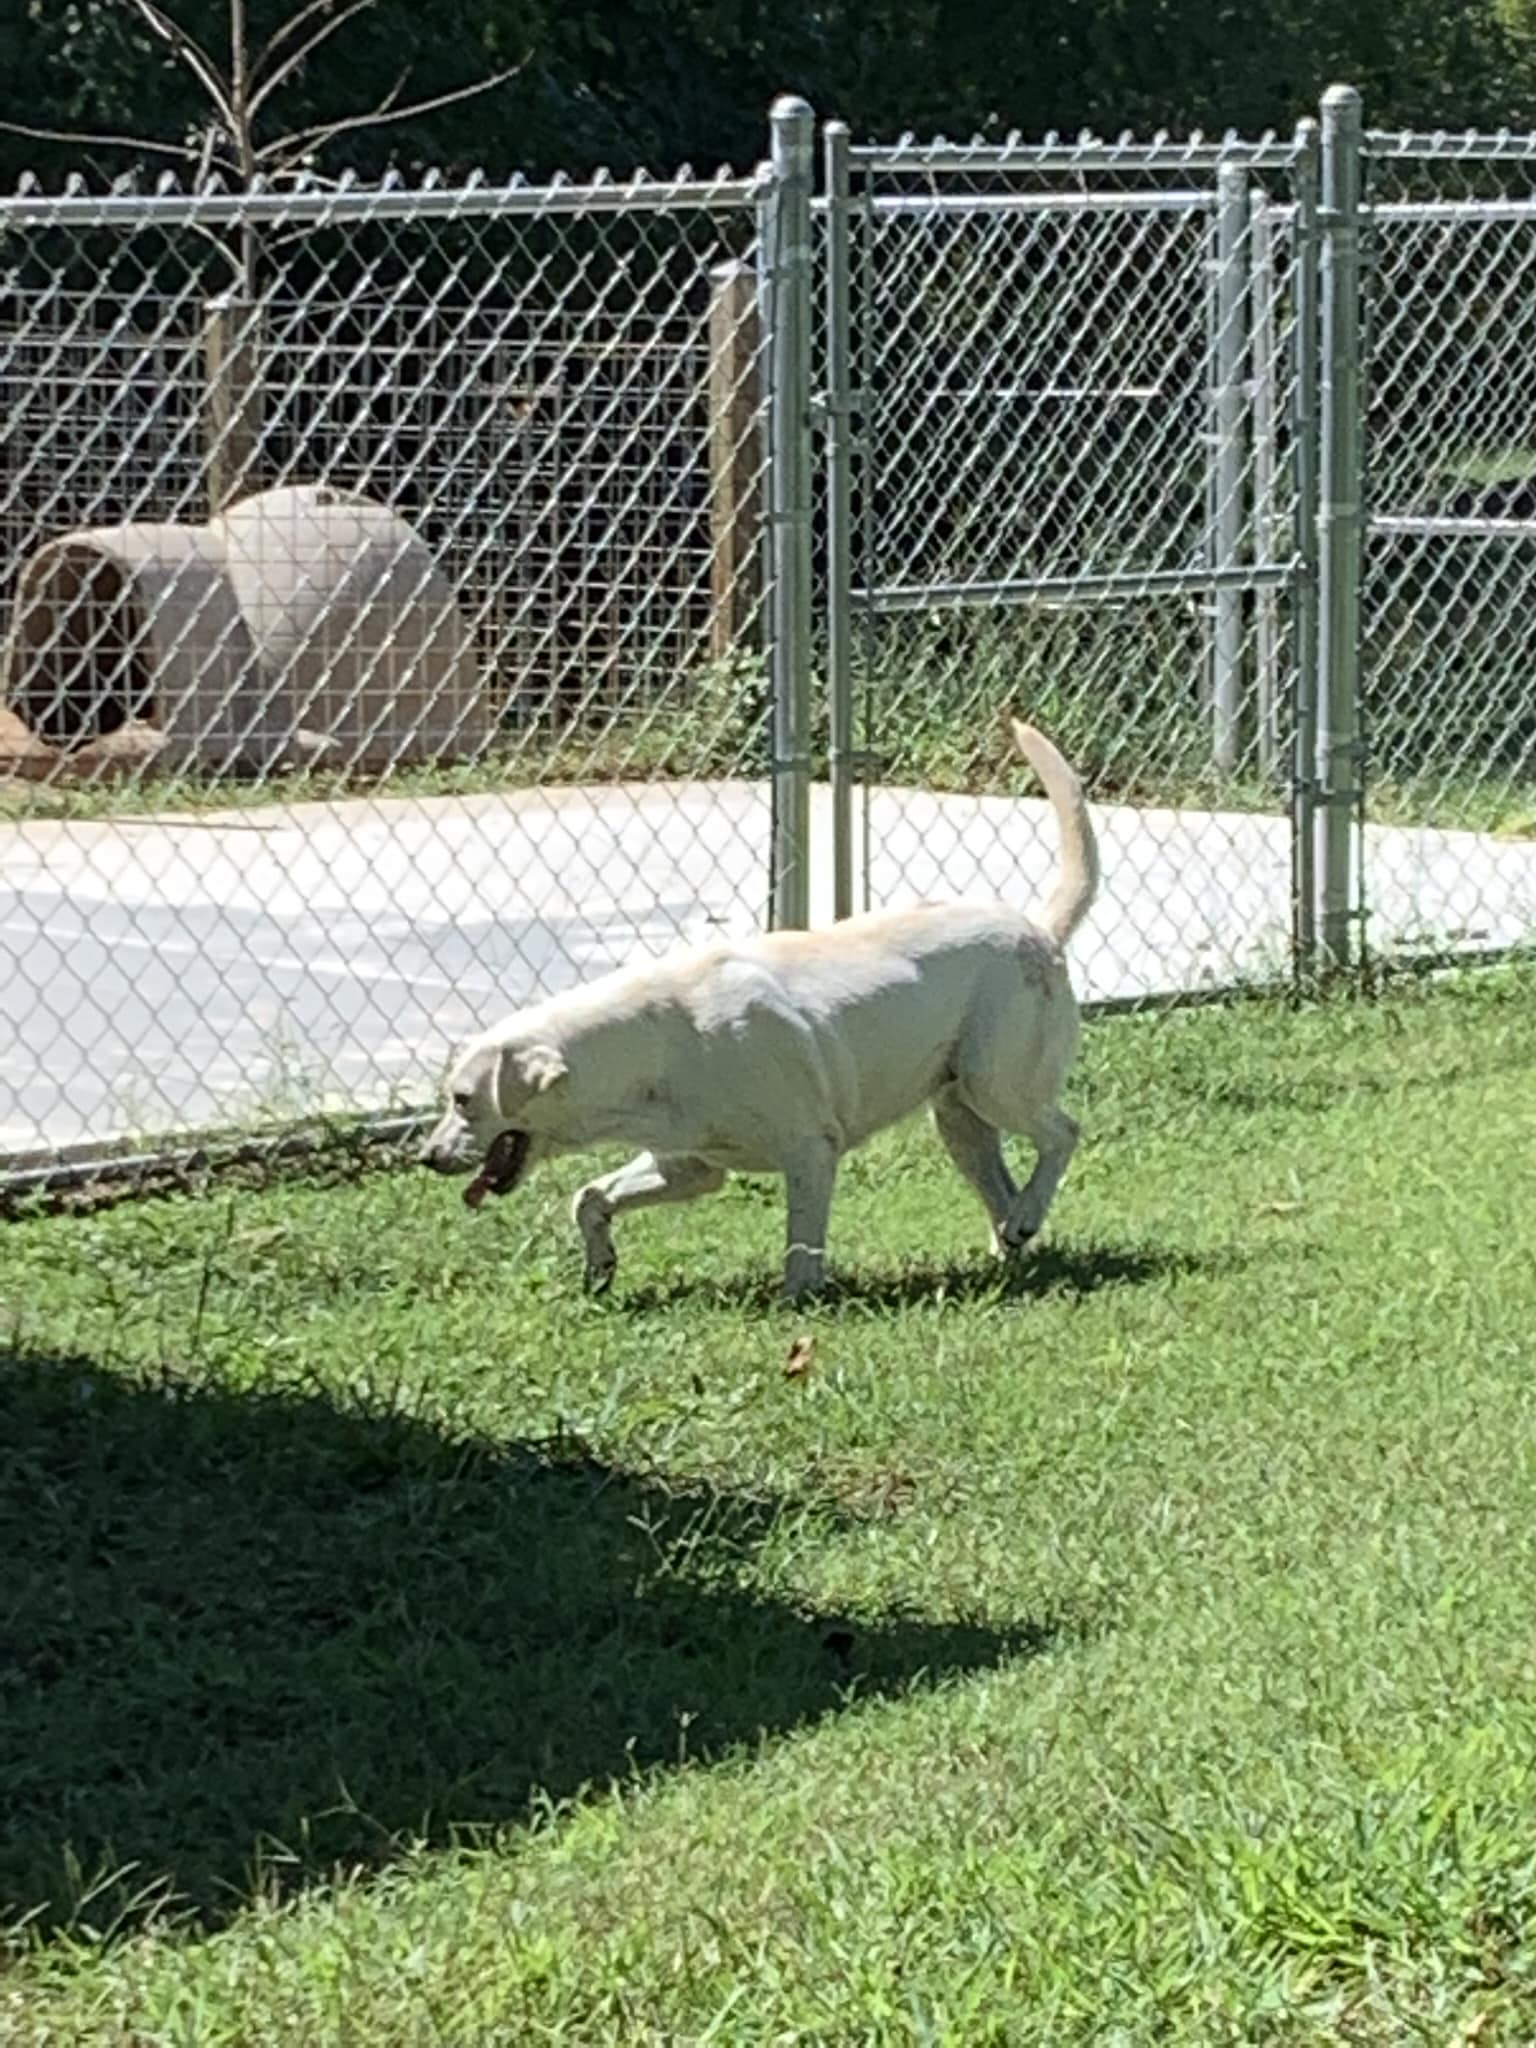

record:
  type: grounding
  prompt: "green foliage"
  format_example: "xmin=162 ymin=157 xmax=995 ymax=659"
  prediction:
xmin=2 ymin=0 xmax=1534 ymax=194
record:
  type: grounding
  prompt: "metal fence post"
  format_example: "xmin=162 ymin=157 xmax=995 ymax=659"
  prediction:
xmin=1208 ymin=162 xmax=1249 ymax=773
xmin=1315 ymin=83 xmax=1365 ymax=972
xmin=1249 ymin=190 xmax=1281 ymax=784
xmin=1290 ymin=117 xmax=1321 ymax=980
xmin=762 ymin=94 xmax=815 ymax=930
xmin=823 ymin=119 xmax=855 ymax=923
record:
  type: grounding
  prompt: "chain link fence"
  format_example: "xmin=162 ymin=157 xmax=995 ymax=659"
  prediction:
xmin=0 ymin=163 xmax=785 ymax=1183
xmin=2 ymin=90 xmax=1535 ymax=1190
xmin=1359 ymin=129 xmax=1536 ymax=962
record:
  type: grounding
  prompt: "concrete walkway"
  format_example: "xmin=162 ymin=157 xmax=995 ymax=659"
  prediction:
xmin=3 ymin=778 xmax=1533 ymax=1159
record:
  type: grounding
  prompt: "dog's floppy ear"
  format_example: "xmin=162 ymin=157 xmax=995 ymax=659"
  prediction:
xmin=496 ymin=1042 xmax=567 ymax=1110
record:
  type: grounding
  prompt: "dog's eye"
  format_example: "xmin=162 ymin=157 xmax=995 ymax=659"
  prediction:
xmin=451 ymin=1090 xmax=471 ymax=1113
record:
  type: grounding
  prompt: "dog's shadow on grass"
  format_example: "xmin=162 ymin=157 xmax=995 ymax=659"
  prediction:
xmin=0 ymin=1349 xmax=1050 ymax=1943
xmin=618 ymin=1236 xmax=1229 ymax=1315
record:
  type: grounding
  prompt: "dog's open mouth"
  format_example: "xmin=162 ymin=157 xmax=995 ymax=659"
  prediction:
xmin=463 ymin=1128 xmax=531 ymax=1210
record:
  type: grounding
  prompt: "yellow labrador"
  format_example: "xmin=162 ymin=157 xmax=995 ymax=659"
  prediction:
xmin=421 ymin=720 xmax=1099 ymax=1300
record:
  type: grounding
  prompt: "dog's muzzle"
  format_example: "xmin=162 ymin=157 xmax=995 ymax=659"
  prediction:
xmin=461 ymin=1128 xmax=532 ymax=1210
xmin=418 ymin=1115 xmax=476 ymax=1177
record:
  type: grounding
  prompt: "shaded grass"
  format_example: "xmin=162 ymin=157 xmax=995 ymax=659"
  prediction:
xmin=3 ymin=972 xmax=1536 ymax=2041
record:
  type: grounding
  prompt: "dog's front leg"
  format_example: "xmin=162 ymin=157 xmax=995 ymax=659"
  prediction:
xmin=572 ymin=1151 xmax=726 ymax=1293
xmin=780 ymin=1137 xmax=838 ymax=1302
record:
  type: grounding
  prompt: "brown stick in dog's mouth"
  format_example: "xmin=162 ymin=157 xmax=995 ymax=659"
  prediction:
xmin=462 ymin=1128 xmax=532 ymax=1210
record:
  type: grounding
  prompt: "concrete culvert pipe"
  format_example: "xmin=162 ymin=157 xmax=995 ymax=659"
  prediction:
xmin=214 ymin=483 xmax=492 ymax=774
xmin=1 ymin=482 xmax=491 ymax=778
xmin=9 ymin=545 xmax=153 ymax=744
xmin=3 ymin=523 xmax=248 ymax=771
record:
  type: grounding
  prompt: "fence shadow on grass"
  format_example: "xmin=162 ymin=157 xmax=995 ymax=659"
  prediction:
xmin=0 ymin=1348 xmax=1049 ymax=1943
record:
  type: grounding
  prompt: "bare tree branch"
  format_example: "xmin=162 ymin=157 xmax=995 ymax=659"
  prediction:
xmin=0 ymin=116 xmax=201 ymax=161
xmin=258 ymin=57 xmax=527 ymax=164
xmin=183 ymin=216 xmax=247 ymax=283
xmin=226 ymin=0 xmax=254 ymax=170
xmin=263 ymin=65 xmax=406 ymax=169
xmin=249 ymin=0 xmax=377 ymax=117
xmin=258 ymin=0 xmax=371 ymax=68
xmin=0 ymin=121 xmax=244 ymax=278
xmin=6 ymin=3 xmax=527 ymax=216
xmin=115 ymin=0 xmax=239 ymax=132
xmin=192 ymin=122 xmax=225 ymax=186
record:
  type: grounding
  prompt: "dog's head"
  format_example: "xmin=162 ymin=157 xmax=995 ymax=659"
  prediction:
xmin=418 ymin=1037 xmax=567 ymax=1207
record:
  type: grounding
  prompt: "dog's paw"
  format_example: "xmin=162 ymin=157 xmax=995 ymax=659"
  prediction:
xmin=780 ymin=1249 xmax=827 ymax=1304
xmin=573 ymin=1186 xmax=617 ymax=1295
xmin=583 ymin=1253 xmax=617 ymax=1296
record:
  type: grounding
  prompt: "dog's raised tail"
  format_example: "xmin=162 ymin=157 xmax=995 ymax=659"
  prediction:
xmin=1010 ymin=718 xmax=1100 ymax=946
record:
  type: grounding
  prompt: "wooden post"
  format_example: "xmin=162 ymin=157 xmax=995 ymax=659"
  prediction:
xmin=707 ymin=260 xmax=763 ymax=658
xmin=203 ymin=294 xmax=263 ymax=515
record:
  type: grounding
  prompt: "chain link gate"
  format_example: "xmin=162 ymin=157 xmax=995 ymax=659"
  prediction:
xmin=1354 ymin=118 xmax=1536 ymax=968
xmin=817 ymin=125 xmax=1326 ymax=1007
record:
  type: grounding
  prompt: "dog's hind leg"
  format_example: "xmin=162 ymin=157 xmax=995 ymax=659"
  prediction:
xmin=931 ymin=1084 xmax=1018 ymax=1254
xmin=572 ymin=1152 xmax=725 ymax=1294
xmin=998 ymin=1103 xmax=1079 ymax=1250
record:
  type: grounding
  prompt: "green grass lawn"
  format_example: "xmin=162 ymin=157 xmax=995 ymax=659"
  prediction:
xmin=4 ymin=974 xmax=1536 ymax=2044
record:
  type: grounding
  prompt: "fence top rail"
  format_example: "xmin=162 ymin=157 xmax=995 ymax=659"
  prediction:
xmin=0 ymin=170 xmax=767 ymax=228
xmin=1366 ymin=127 xmax=1536 ymax=160
xmin=812 ymin=189 xmax=1219 ymax=220
xmin=1371 ymin=513 xmax=1536 ymax=539
xmin=847 ymin=133 xmax=1309 ymax=174
xmin=839 ymin=188 xmax=1216 ymax=216
xmin=1369 ymin=197 xmax=1536 ymax=220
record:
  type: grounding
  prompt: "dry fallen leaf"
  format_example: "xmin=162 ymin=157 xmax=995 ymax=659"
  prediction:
xmin=784 ymin=1334 xmax=816 ymax=1380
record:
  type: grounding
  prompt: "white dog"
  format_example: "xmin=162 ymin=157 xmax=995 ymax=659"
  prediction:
xmin=420 ymin=719 xmax=1099 ymax=1300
